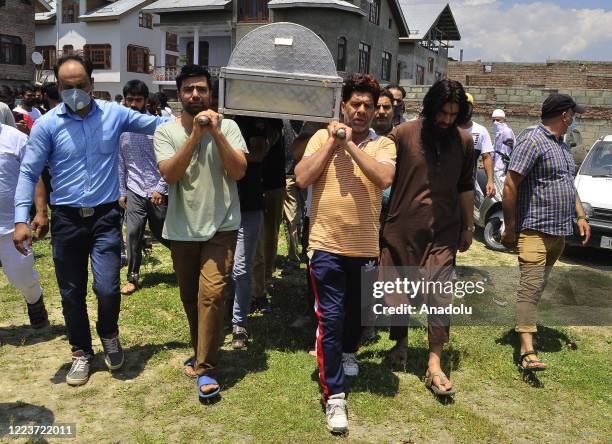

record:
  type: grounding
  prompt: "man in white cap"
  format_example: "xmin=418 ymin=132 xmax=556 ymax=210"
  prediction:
xmin=459 ymin=93 xmax=495 ymax=197
xmin=491 ymin=109 xmax=515 ymax=182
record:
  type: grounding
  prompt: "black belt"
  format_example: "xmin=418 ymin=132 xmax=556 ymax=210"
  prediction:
xmin=51 ymin=202 xmax=118 ymax=218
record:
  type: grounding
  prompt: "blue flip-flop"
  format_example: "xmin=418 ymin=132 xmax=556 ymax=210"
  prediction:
xmin=197 ymin=375 xmax=221 ymax=399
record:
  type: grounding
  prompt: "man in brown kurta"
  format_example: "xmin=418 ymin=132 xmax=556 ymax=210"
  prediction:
xmin=380 ymin=80 xmax=475 ymax=395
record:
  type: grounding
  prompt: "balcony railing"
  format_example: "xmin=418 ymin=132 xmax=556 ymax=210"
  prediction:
xmin=153 ymin=65 xmax=222 ymax=82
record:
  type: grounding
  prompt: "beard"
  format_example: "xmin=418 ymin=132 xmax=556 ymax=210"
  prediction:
xmin=183 ymin=100 xmax=206 ymax=116
xmin=131 ymin=106 xmax=146 ymax=114
xmin=373 ymin=117 xmax=392 ymax=134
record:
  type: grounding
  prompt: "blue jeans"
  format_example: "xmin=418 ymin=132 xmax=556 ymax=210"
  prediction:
xmin=51 ymin=203 xmax=122 ymax=354
xmin=231 ymin=210 xmax=263 ymax=328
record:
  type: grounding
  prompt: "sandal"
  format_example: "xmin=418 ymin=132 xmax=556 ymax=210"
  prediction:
xmin=424 ymin=370 xmax=456 ymax=396
xmin=197 ymin=375 xmax=221 ymax=399
xmin=518 ymin=350 xmax=547 ymax=372
xmin=183 ymin=356 xmax=197 ymax=379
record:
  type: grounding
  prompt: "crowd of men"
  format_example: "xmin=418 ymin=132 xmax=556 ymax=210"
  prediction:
xmin=0 ymin=54 xmax=591 ymax=435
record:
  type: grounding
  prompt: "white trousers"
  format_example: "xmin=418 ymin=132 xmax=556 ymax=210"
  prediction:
xmin=0 ymin=232 xmax=42 ymax=304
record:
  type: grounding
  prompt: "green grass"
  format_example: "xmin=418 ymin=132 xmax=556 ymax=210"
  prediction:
xmin=0 ymin=232 xmax=610 ymax=443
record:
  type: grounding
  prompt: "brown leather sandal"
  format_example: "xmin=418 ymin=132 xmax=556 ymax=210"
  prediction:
xmin=424 ymin=370 xmax=456 ymax=396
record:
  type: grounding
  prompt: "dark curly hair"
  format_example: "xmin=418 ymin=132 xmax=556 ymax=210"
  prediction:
xmin=342 ymin=74 xmax=381 ymax=104
xmin=421 ymin=79 xmax=469 ymax=151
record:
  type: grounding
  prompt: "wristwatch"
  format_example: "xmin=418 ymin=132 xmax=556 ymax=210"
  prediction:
xmin=464 ymin=225 xmax=476 ymax=233
xmin=576 ymin=215 xmax=589 ymax=222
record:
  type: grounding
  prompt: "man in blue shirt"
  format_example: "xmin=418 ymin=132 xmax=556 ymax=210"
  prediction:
xmin=13 ymin=55 xmax=163 ymax=386
xmin=502 ymin=93 xmax=591 ymax=373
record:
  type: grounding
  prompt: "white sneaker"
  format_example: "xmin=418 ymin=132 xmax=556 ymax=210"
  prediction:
xmin=342 ymin=353 xmax=359 ymax=376
xmin=326 ymin=393 xmax=348 ymax=434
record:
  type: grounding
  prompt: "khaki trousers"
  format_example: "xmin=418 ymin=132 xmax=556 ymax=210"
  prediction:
xmin=253 ymin=187 xmax=285 ymax=299
xmin=170 ymin=230 xmax=237 ymax=375
xmin=282 ymin=177 xmax=306 ymax=262
xmin=515 ymin=229 xmax=565 ymax=333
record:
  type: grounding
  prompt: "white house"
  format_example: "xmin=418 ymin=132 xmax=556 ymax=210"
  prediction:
xmin=35 ymin=0 xmax=161 ymax=97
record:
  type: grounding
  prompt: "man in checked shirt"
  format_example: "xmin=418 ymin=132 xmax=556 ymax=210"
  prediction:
xmin=118 ymin=80 xmax=171 ymax=295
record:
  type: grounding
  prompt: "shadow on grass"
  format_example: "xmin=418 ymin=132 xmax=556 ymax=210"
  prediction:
xmin=138 ymin=271 xmax=177 ymax=289
xmin=309 ymin=362 xmax=400 ymax=399
xmin=0 ymin=324 xmax=65 ymax=347
xmin=49 ymin=341 xmax=189 ymax=384
xmin=496 ymin=326 xmax=575 ymax=388
xmin=0 ymin=401 xmax=55 ymax=441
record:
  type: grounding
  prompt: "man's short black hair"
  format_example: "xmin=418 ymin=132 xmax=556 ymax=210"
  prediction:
xmin=175 ymin=64 xmax=212 ymax=91
xmin=342 ymin=74 xmax=381 ymax=104
xmin=115 ymin=94 xmax=123 ymax=101
xmin=379 ymin=89 xmax=394 ymax=104
xmin=123 ymin=80 xmax=149 ymax=99
xmin=0 ymin=85 xmax=14 ymax=100
xmin=148 ymin=93 xmax=160 ymax=107
xmin=386 ymin=84 xmax=406 ymax=99
xmin=19 ymin=83 xmax=36 ymax=95
xmin=41 ymin=82 xmax=60 ymax=101
xmin=157 ymin=92 xmax=169 ymax=108
xmin=54 ymin=54 xmax=94 ymax=80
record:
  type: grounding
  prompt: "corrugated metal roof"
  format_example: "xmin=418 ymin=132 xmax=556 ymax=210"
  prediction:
xmin=80 ymin=0 xmax=150 ymax=19
xmin=268 ymin=0 xmax=362 ymax=14
xmin=143 ymin=0 xmax=230 ymax=13
xmin=399 ymin=0 xmax=459 ymax=40
xmin=35 ymin=0 xmax=152 ymax=21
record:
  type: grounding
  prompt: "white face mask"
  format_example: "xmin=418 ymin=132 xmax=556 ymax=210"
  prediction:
xmin=492 ymin=121 xmax=504 ymax=134
xmin=61 ymin=88 xmax=91 ymax=112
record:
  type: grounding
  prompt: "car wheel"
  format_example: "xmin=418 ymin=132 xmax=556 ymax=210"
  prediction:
xmin=483 ymin=217 xmax=507 ymax=252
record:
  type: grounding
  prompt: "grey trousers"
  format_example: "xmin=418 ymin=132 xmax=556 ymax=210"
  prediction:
xmin=125 ymin=189 xmax=170 ymax=280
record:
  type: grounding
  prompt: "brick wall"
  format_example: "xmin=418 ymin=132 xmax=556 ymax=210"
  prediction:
xmin=401 ymin=85 xmax=612 ymax=164
xmin=0 ymin=0 xmax=36 ymax=85
xmin=448 ymin=60 xmax=612 ymax=90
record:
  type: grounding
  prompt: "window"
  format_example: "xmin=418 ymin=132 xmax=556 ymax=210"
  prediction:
xmin=84 ymin=44 xmax=111 ymax=70
xmin=369 ymin=0 xmax=380 ymax=25
xmin=238 ymin=0 xmax=269 ymax=22
xmin=381 ymin=51 xmax=392 ymax=81
xmin=35 ymin=45 xmax=56 ymax=69
xmin=127 ymin=45 xmax=149 ymax=73
xmin=427 ymin=57 xmax=434 ymax=73
xmin=388 ymin=18 xmax=392 ymax=29
xmin=62 ymin=45 xmax=74 ymax=55
xmin=21 ymin=0 xmax=32 ymax=4
xmin=0 ymin=35 xmax=25 ymax=65
xmin=166 ymin=32 xmax=178 ymax=52
xmin=62 ymin=0 xmax=79 ymax=23
xmin=165 ymin=54 xmax=178 ymax=67
xmin=435 ymin=71 xmax=442 ymax=81
xmin=416 ymin=64 xmax=425 ymax=85
xmin=138 ymin=11 xmax=153 ymax=29
xmin=0 ymin=0 xmax=5 ymax=7
xmin=358 ymin=42 xmax=370 ymax=74
xmin=336 ymin=37 xmax=346 ymax=71
xmin=186 ymin=41 xmax=209 ymax=66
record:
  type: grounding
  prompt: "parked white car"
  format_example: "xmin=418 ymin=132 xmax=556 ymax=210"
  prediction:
xmin=572 ymin=135 xmax=612 ymax=250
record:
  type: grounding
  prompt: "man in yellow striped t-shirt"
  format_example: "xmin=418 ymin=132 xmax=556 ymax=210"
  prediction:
xmin=295 ymin=74 xmax=396 ymax=435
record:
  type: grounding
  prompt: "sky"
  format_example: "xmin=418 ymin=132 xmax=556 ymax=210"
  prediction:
xmin=447 ymin=0 xmax=612 ymax=62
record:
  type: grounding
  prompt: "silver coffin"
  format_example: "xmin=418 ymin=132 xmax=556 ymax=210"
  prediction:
xmin=219 ymin=22 xmax=343 ymax=122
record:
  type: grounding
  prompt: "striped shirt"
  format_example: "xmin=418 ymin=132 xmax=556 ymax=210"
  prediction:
xmin=305 ymin=128 xmax=396 ymax=257
xmin=119 ymin=131 xmax=168 ymax=198
xmin=508 ymin=123 xmax=576 ymax=236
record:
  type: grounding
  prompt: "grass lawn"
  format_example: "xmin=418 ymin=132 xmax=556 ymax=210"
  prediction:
xmin=0 ymin=231 xmax=610 ymax=443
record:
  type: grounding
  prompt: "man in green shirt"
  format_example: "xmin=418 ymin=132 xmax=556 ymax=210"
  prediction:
xmin=154 ymin=65 xmax=247 ymax=399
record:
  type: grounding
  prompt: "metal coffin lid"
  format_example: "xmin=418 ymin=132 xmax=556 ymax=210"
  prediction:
xmin=219 ymin=22 xmax=342 ymax=122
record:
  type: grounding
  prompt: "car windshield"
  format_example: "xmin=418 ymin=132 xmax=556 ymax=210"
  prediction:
xmin=580 ymin=141 xmax=612 ymax=177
